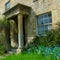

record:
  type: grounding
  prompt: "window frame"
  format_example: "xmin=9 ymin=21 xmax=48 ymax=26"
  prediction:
xmin=5 ymin=1 xmax=10 ymax=10
xmin=36 ymin=12 xmax=52 ymax=36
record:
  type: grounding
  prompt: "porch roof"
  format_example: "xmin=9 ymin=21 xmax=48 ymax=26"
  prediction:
xmin=3 ymin=3 xmax=31 ymax=18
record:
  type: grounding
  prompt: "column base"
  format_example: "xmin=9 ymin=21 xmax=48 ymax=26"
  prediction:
xmin=17 ymin=48 xmax=22 ymax=54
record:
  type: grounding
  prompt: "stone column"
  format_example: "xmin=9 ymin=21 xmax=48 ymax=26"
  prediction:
xmin=17 ymin=13 xmax=24 ymax=53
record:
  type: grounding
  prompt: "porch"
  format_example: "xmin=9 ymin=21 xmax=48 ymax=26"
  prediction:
xmin=4 ymin=3 xmax=31 ymax=53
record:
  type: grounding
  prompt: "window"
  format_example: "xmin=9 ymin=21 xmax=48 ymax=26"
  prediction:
xmin=33 ymin=0 xmax=38 ymax=2
xmin=37 ymin=13 xmax=52 ymax=36
xmin=5 ymin=1 xmax=10 ymax=10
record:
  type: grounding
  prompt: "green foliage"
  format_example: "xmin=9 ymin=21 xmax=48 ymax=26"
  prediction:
xmin=0 ymin=16 xmax=9 ymax=55
xmin=0 ymin=16 xmax=9 ymax=25
xmin=31 ymin=22 xmax=60 ymax=47
xmin=26 ymin=22 xmax=60 ymax=56
xmin=0 ymin=44 xmax=5 ymax=55
xmin=0 ymin=16 xmax=9 ymax=29
xmin=0 ymin=31 xmax=6 ymax=55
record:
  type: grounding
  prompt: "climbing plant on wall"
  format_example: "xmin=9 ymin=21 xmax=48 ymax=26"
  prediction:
xmin=0 ymin=16 xmax=9 ymax=55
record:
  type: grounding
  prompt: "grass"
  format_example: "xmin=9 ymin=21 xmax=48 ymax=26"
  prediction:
xmin=1 ymin=46 xmax=60 ymax=60
xmin=1 ymin=53 xmax=60 ymax=60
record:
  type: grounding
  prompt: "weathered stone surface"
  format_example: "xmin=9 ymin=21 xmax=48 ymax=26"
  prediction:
xmin=17 ymin=48 xmax=22 ymax=54
xmin=0 ymin=0 xmax=60 ymax=51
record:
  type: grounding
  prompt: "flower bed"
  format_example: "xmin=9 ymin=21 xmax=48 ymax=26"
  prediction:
xmin=27 ymin=46 xmax=60 ymax=58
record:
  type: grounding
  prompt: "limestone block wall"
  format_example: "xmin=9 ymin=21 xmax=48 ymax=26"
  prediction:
xmin=26 ymin=10 xmax=36 ymax=43
xmin=0 ymin=0 xmax=9 ymax=19
xmin=26 ymin=0 xmax=60 ymax=42
xmin=0 ymin=0 xmax=60 ymax=42
xmin=0 ymin=0 xmax=9 ymax=13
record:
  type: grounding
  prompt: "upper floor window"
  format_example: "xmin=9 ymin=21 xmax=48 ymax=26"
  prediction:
xmin=33 ymin=0 xmax=38 ymax=2
xmin=5 ymin=1 xmax=10 ymax=10
xmin=37 ymin=13 xmax=52 ymax=36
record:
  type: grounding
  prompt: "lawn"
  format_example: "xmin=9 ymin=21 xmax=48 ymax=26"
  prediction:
xmin=1 ymin=53 xmax=60 ymax=60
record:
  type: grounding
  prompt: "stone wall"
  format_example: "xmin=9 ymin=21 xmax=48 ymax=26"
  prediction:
xmin=0 ymin=0 xmax=60 ymax=43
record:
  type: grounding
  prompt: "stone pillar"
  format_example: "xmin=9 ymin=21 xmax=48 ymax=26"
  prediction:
xmin=17 ymin=13 xmax=24 ymax=53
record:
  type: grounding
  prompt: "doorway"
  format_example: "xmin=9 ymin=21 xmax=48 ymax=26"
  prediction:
xmin=23 ymin=15 xmax=28 ymax=46
xmin=9 ymin=15 xmax=18 ymax=50
xmin=6 ymin=14 xmax=29 ymax=51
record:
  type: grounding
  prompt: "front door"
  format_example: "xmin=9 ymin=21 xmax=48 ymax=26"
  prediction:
xmin=10 ymin=15 xmax=18 ymax=49
xmin=23 ymin=15 xmax=28 ymax=46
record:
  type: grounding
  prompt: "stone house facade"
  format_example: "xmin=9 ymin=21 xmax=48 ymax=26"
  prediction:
xmin=0 ymin=0 xmax=60 ymax=52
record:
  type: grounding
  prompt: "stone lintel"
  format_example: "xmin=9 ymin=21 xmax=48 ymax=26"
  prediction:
xmin=3 ymin=3 xmax=31 ymax=18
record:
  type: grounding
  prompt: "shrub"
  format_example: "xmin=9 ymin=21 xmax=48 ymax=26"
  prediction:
xmin=26 ymin=22 xmax=60 ymax=56
xmin=0 ymin=16 xmax=9 ymax=55
xmin=0 ymin=30 xmax=7 ymax=55
xmin=0 ymin=44 xmax=6 ymax=55
xmin=29 ymin=22 xmax=60 ymax=47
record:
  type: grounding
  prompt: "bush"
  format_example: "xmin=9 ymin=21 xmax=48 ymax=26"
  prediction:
xmin=26 ymin=22 xmax=60 ymax=56
xmin=0 ymin=44 xmax=5 ymax=55
xmin=0 ymin=32 xmax=7 ymax=55
xmin=0 ymin=16 xmax=9 ymax=55
xmin=29 ymin=22 xmax=60 ymax=47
